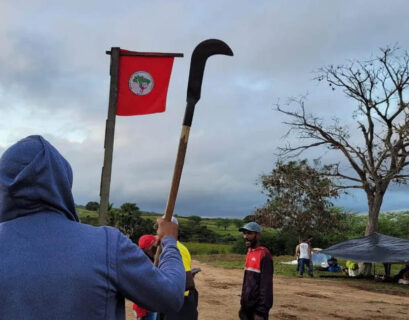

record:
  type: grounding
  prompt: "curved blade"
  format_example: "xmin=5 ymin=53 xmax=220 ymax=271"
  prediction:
xmin=187 ymin=39 xmax=233 ymax=104
xmin=183 ymin=39 xmax=233 ymax=126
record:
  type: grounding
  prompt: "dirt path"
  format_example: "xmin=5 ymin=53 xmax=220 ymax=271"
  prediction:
xmin=126 ymin=259 xmax=409 ymax=319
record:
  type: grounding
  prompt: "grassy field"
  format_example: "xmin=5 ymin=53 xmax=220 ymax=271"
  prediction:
xmin=199 ymin=219 xmax=241 ymax=236
xmin=184 ymin=242 xmax=233 ymax=255
xmin=77 ymin=207 xmax=98 ymax=218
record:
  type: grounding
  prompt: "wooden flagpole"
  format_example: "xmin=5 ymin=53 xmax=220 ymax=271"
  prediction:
xmin=99 ymin=49 xmax=183 ymax=225
xmin=99 ymin=47 xmax=120 ymax=225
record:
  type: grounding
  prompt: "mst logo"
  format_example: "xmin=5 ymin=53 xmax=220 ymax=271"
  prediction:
xmin=129 ymin=71 xmax=154 ymax=96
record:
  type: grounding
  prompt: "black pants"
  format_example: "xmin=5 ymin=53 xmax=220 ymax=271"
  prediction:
xmin=159 ymin=289 xmax=198 ymax=320
xmin=239 ymin=308 xmax=268 ymax=320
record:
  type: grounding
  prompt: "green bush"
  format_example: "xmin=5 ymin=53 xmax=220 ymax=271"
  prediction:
xmin=232 ymin=235 xmax=246 ymax=254
xmin=378 ymin=211 xmax=409 ymax=239
xmin=219 ymin=234 xmax=237 ymax=243
xmin=232 ymin=230 xmax=298 ymax=256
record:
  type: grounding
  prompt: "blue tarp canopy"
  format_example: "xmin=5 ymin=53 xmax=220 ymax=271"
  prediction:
xmin=312 ymin=252 xmax=331 ymax=265
xmin=321 ymin=233 xmax=409 ymax=263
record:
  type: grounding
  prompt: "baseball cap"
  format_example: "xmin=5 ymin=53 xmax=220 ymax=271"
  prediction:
xmin=138 ymin=235 xmax=157 ymax=249
xmin=239 ymin=222 xmax=262 ymax=233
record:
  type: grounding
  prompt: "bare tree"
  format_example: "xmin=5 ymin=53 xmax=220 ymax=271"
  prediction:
xmin=278 ymin=47 xmax=409 ymax=236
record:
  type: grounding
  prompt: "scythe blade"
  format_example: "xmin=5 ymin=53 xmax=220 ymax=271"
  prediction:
xmin=183 ymin=39 xmax=234 ymax=126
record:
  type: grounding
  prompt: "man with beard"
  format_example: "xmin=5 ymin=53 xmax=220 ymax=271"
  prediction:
xmin=238 ymin=222 xmax=273 ymax=320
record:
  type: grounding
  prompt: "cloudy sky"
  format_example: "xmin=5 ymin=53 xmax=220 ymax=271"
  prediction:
xmin=1 ymin=0 xmax=409 ymax=218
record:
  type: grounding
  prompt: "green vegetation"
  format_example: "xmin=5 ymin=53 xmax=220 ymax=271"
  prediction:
xmin=85 ymin=201 xmax=99 ymax=211
xmin=77 ymin=202 xmax=409 ymax=255
xmin=184 ymin=242 xmax=233 ymax=255
xmin=109 ymin=203 xmax=154 ymax=243
xmin=78 ymin=203 xmax=154 ymax=243
xmin=77 ymin=207 xmax=99 ymax=225
xmin=77 ymin=207 xmax=98 ymax=218
xmin=378 ymin=211 xmax=409 ymax=239
xmin=77 ymin=201 xmax=409 ymax=294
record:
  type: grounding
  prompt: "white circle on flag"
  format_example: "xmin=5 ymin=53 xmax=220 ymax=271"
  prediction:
xmin=129 ymin=71 xmax=154 ymax=96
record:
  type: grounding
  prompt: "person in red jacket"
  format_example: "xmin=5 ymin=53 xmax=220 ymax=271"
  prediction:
xmin=238 ymin=222 xmax=273 ymax=320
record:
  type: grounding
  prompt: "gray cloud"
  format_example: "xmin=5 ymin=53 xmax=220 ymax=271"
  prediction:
xmin=1 ymin=0 xmax=409 ymax=217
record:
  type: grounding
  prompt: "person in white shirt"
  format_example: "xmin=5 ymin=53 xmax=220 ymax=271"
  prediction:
xmin=296 ymin=238 xmax=313 ymax=277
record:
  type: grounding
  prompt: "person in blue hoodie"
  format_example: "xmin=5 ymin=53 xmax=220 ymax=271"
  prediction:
xmin=0 ymin=135 xmax=186 ymax=320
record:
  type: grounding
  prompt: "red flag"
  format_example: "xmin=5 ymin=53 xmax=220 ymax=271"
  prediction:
xmin=116 ymin=52 xmax=174 ymax=116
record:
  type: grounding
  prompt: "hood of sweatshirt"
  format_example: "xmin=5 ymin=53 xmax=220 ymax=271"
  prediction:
xmin=0 ymin=135 xmax=79 ymax=223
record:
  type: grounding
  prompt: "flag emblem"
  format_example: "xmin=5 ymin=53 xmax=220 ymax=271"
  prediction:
xmin=116 ymin=54 xmax=175 ymax=116
xmin=129 ymin=71 xmax=154 ymax=96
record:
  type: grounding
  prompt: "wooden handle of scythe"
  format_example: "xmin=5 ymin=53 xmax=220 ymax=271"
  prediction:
xmin=154 ymin=125 xmax=191 ymax=266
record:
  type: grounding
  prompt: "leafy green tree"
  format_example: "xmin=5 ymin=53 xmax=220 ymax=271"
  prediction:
xmin=255 ymin=159 xmax=340 ymax=237
xmin=120 ymin=203 xmax=140 ymax=216
xmin=109 ymin=203 xmax=154 ymax=243
xmin=85 ymin=201 xmax=99 ymax=211
xmin=186 ymin=215 xmax=202 ymax=228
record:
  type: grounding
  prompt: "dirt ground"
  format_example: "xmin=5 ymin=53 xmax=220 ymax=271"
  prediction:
xmin=125 ymin=259 xmax=409 ymax=320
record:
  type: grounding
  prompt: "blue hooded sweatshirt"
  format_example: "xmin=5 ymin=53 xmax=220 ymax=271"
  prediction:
xmin=0 ymin=135 xmax=185 ymax=320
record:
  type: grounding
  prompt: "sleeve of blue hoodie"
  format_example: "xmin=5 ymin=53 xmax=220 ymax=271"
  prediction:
xmin=107 ymin=228 xmax=185 ymax=313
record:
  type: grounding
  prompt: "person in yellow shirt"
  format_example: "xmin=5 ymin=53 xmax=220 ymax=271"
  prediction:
xmin=159 ymin=217 xmax=198 ymax=320
xmin=345 ymin=260 xmax=359 ymax=277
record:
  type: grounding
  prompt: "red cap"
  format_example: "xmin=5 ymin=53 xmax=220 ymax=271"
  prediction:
xmin=138 ymin=235 xmax=157 ymax=250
